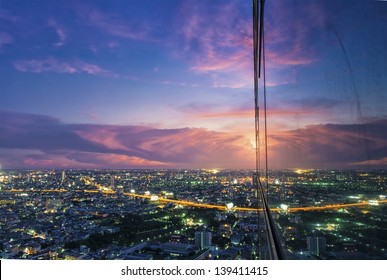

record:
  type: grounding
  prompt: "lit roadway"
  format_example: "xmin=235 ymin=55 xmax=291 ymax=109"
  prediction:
xmin=120 ymin=192 xmax=387 ymax=212
xmin=5 ymin=186 xmax=387 ymax=213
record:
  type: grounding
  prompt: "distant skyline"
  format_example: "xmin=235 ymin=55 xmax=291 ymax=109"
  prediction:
xmin=1 ymin=0 xmax=387 ymax=170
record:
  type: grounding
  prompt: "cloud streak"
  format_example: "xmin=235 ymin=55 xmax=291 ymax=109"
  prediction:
xmin=77 ymin=4 xmax=151 ymax=42
xmin=13 ymin=57 xmax=122 ymax=78
xmin=1 ymin=110 xmax=386 ymax=170
xmin=269 ymin=120 xmax=387 ymax=169
xmin=0 ymin=9 xmax=20 ymax=22
xmin=0 ymin=110 xmax=255 ymax=169
xmin=0 ymin=31 xmax=13 ymax=50
xmin=48 ymin=19 xmax=66 ymax=47
xmin=175 ymin=0 xmax=252 ymax=88
xmin=173 ymin=0 xmax=328 ymax=88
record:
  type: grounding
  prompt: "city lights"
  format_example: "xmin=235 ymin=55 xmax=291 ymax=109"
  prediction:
xmin=226 ymin=203 xmax=234 ymax=210
xmin=0 ymin=168 xmax=386 ymax=261
xmin=280 ymin=204 xmax=289 ymax=211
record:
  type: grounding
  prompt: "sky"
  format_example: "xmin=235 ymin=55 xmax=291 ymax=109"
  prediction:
xmin=0 ymin=0 xmax=387 ymax=170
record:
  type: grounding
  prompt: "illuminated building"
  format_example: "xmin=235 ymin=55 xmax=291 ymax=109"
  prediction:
xmin=61 ymin=171 xmax=65 ymax=182
xmin=110 ymin=176 xmax=115 ymax=189
xmin=307 ymin=236 xmax=326 ymax=257
xmin=195 ymin=230 xmax=212 ymax=249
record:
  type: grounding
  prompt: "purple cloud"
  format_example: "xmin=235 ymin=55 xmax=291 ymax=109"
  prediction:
xmin=172 ymin=0 xmax=329 ymax=89
xmin=0 ymin=110 xmax=255 ymax=169
xmin=77 ymin=4 xmax=151 ymax=42
xmin=175 ymin=0 xmax=252 ymax=88
xmin=13 ymin=57 xmax=119 ymax=77
xmin=48 ymin=19 xmax=66 ymax=47
xmin=269 ymin=120 xmax=387 ymax=169
xmin=0 ymin=9 xmax=20 ymax=22
xmin=0 ymin=31 xmax=12 ymax=50
xmin=1 ymin=110 xmax=386 ymax=170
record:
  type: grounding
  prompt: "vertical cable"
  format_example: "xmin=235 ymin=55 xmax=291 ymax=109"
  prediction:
xmin=252 ymin=0 xmax=284 ymax=260
xmin=258 ymin=0 xmax=265 ymax=78
xmin=253 ymin=0 xmax=260 ymax=175
xmin=252 ymin=0 xmax=261 ymax=259
xmin=262 ymin=4 xmax=269 ymax=199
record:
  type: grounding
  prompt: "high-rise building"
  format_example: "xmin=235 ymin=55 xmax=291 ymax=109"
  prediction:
xmin=195 ymin=230 xmax=212 ymax=249
xmin=110 ymin=176 xmax=115 ymax=189
xmin=307 ymin=236 xmax=326 ymax=257
xmin=61 ymin=171 xmax=65 ymax=182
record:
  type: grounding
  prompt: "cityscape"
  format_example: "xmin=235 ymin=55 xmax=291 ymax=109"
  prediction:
xmin=1 ymin=0 xmax=387 ymax=265
xmin=1 ymin=168 xmax=386 ymax=260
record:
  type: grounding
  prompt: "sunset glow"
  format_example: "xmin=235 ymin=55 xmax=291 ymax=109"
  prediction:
xmin=1 ymin=0 xmax=386 ymax=169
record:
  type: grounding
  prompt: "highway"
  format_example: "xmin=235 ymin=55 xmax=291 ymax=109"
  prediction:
xmin=121 ymin=192 xmax=387 ymax=212
xmin=5 ymin=186 xmax=386 ymax=213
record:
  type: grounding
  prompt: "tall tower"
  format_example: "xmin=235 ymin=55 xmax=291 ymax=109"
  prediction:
xmin=195 ymin=230 xmax=212 ymax=249
xmin=110 ymin=176 xmax=115 ymax=189
xmin=307 ymin=236 xmax=326 ymax=257
xmin=61 ymin=170 xmax=66 ymax=183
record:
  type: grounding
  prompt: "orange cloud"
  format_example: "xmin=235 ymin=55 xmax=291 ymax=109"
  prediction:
xmin=84 ymin=153 xmax=170 ymax=167
xmin=3 ymin=110 xmax=386 ymax=170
